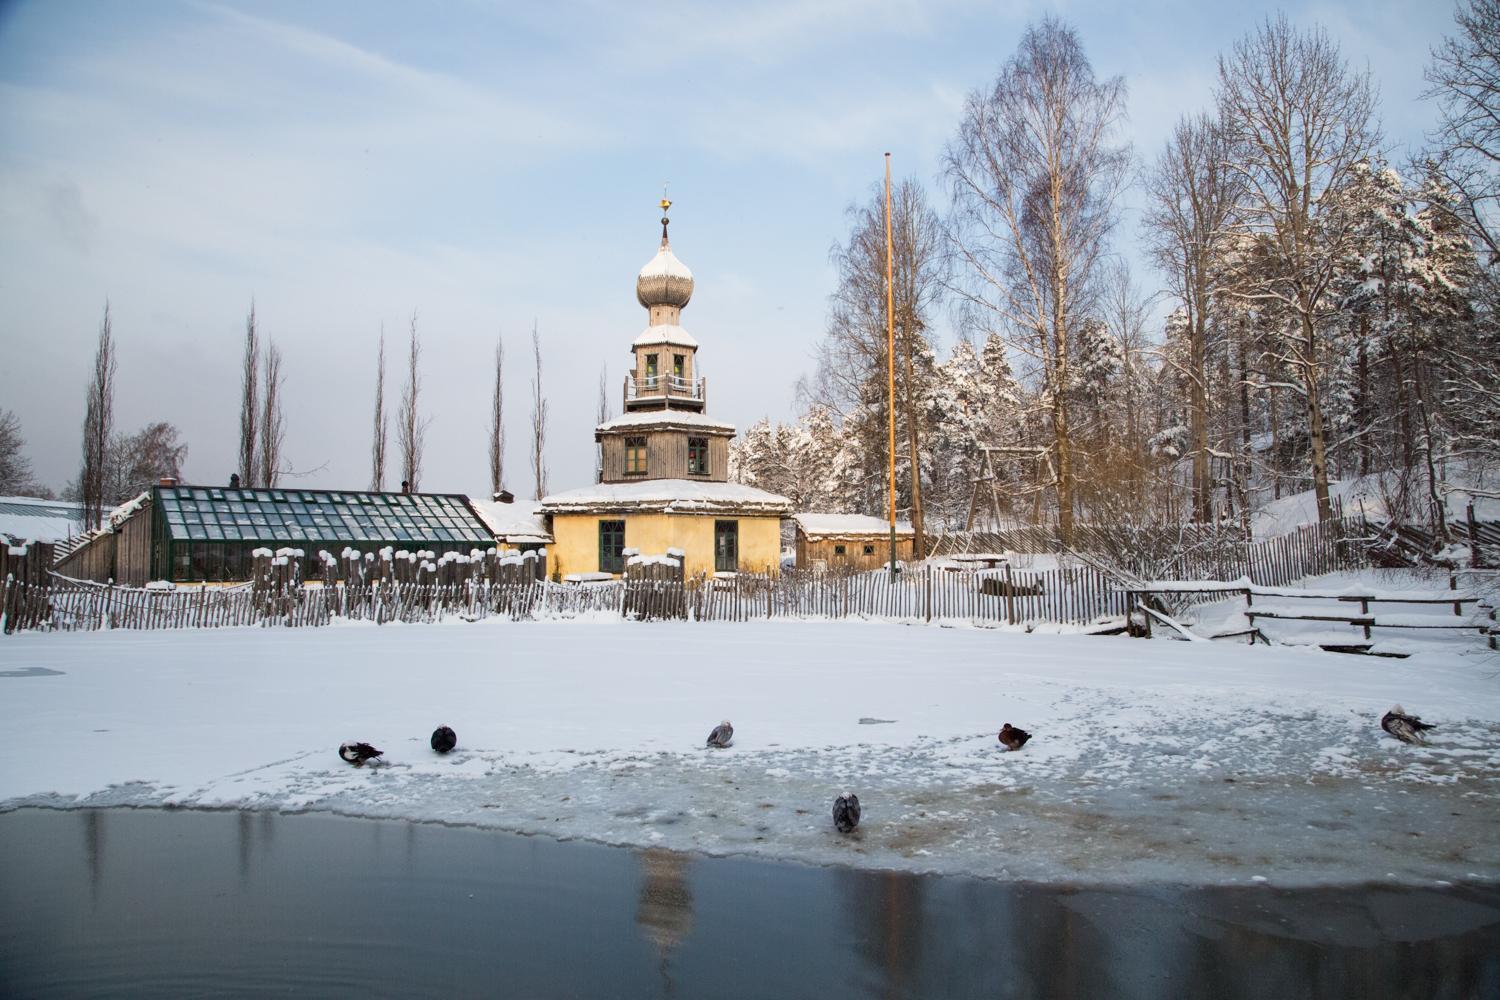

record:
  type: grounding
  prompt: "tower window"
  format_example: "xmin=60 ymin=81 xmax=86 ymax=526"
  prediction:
xmin=644 ymin=354 xmax=659 ymax=385
xmin=673 ymin=354 xmax=685 ymax=379
xmin=625 ymin=436 xmax=648 ymax=475
xmin=687 ymin=436 xmax=708 ymax=475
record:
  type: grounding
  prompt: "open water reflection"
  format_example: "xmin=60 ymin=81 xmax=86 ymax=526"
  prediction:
xmin=1 ymin=808 xmax=1496 ymax=999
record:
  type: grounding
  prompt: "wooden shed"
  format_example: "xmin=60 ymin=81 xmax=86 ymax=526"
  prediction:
xmin=792 ymin=513 xmax=915 ymax=572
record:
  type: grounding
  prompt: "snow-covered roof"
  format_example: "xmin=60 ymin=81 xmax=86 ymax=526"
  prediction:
xmin=0 ymin=495 xmax=84 ymax=545
xmin=540 ymin=479 xmax=792 ymax=516
xmin=638 ymin=246 xmax=692 ymax=281
xmin=467 ymin=497 xmax=553 ymax=544
xmin=792 ymin=513 xmax=915 ymax=540
xmin=631 ymin=324 xmax=699 ymax=349
xmin=595 ymin=410 xmax=735 ymax=434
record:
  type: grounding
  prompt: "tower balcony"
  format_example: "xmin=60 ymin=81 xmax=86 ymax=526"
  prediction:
xmin=623 ymin=373 xmax=706 ymax=411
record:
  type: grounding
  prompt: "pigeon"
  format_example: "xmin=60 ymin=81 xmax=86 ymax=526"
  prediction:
xmin=998 ymin=723 xmax=1032 ymax=751
xmin=431 ymin=725 xmax=457 ymax=753
xmin=833 ymin=792 xmax=861 ymax=834
xmin=1381 ymin=706 xmax=1436 ymax=746
xmin=706 ymin=720 xmax=734 ymax=748
xmin=338 ymin=742 xmax=383 ymax=767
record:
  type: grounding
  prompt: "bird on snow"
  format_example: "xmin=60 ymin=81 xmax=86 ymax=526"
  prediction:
xmin=1381 ymin=706 xmax=1436 ymax=746
xmin=833 ymin=792 xmax=861 ymax=834
xmin=998 ymin=723 xmax=1032 ymax=751
xmin=430 ymin=725 xmax=457 ymax=753
xmin=338 ymin=742 xmax=383 ymax=767
xmin=706 ymin=720 xmax=734 ymax=748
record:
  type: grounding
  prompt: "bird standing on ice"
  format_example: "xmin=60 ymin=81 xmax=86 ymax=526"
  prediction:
xmin=706 ymin=720 xmax=734 ymax=748
xmin=998 ymin=724 xmax=1032 ymax=751
xmin=1381 ymin=706 xmax=1435 ymax=745
xmin=833 ymin=793 xmax=861 ymax=833
xmin=338 ymin=742 xmax=383 ymax=767
xmin=431 ymin=726 xmax=457 ymax=753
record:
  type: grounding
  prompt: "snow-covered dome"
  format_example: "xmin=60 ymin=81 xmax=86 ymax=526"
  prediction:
xmin=637 ymin=199 xmax=694 ymax=310
xmin=636 ymin=243 xmax=694 ymax=309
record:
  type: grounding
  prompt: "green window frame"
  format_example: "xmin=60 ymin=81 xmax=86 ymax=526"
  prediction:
xmin=625 ymin=436 xmax=647 ymax=476
xmin=687 ymin=436 xmax=708 ymax=476
xmin=599 ymin=520 xmax=626 ymax=574
xmin=644 ymin=354 xmax=659 ymax=383
xmin=714 ymin=520 xmax=738 ymax=573
xmin=673 ymin=354 xmax=685 ymax=379
xmin=833 ymin=544 xmax=846 ymax=556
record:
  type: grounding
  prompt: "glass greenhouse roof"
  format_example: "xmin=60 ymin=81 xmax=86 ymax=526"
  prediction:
xmin=154 ymin=486 xmax=495 ymax=545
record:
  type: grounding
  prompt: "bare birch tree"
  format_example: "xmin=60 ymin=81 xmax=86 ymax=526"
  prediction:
xmin=259 ymin=341 xmax=286 ymax=488
xmin=1425 ymin=0 xmax=1500 ymax=258
xmin=370 ymin=328 xmax=387 ymax=491
xmin=238 ymin=304 xmax=259 ymax=487
xmin=944 ymin=17 xmax=1129 ymax=543
xmin=79 ymin=303 xmax=117 ymax=530
xmin=397 ymin=313 xmax=426 ymax=492
xmin=489 ymin=336 xmax=505 ymax=497
xmin=1144 ymin=112 xmax=1244 ymax=522
xmin=1217 ymin=15 xmax=1379 ymax=522
xmin=530 ymin=323 xmax=549 ymax=501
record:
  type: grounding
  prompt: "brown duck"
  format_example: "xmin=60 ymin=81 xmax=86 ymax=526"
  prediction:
xmin=998 ymin=724 xmax=1032 ymax=751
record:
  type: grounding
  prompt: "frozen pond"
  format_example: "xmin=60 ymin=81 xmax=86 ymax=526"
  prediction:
xmin=2 ymin=808 xmax=1497 ymax=998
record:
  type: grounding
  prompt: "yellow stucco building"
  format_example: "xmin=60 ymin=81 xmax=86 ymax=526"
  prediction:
xmin=539 ymin=201 xmax=790 ymax=579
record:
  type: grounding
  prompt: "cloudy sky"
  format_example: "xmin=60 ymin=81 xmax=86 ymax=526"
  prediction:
xmin=0 ymin=0 xmax=1454 ymax=498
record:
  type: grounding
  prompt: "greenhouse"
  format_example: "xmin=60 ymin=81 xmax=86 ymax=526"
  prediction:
xmin=56 ymin=484 xmax=499 ymax=585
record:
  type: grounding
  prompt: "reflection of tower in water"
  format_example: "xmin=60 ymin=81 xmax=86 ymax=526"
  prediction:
xmin=635 ymin=848 xmax=695 ymax=995
xmin=83 ymin=809 xmax=105 ymax=906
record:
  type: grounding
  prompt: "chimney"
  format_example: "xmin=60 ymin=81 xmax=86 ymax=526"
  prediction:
xmin=159 ymin=477 xmax=178 ymax=487
xmin=494 ymin=490 xmax=515 ymax=504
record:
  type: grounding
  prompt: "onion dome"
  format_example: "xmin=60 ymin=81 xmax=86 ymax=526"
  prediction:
xmin=636 ymin=198 xmax=694 ymax=309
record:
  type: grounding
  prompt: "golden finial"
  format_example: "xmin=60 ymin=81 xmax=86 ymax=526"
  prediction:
xmin=659 ymin=183 xmax=672 ymax=245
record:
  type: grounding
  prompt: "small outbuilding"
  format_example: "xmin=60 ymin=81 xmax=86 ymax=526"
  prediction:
xmin=792 ymin=513 xmax=915 ymax=572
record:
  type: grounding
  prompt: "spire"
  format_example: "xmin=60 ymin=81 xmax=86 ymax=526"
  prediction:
xmin=637 ymin=194 xmax=693 ymax=311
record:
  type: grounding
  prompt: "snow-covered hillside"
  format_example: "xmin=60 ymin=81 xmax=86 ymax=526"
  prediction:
xmin=1252 ymin=470 xmax=1499 ymax=539
xmin=2 ymin=621 xmax=1496 ymax=886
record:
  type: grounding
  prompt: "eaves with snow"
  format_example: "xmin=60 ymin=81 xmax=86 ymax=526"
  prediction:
xmin=539 ymin=479 xmax=792 ymax=516
xmin=467 ymin=497 xmax=554 ymax=544
xmin=594 ymin=410 xmax=735 ymax=435
xmin=791 ymin=512 xmax=915 ymax=540
xmin=629 ymin=324 xmax=699 ymax=349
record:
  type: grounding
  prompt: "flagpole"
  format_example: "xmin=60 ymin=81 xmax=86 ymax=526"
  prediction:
xmin=884 ymin=153 xmax=898 ymax=581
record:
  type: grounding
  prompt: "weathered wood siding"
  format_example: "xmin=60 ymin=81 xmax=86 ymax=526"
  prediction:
xmin=796 ymin=531 xmax=914 ymax=572
xmin=600 ymin=430 xmax=730 ymax=483
xmin=51 ymin=504 xmax=155 ymax=585
xmin=115 ymin=506 xmax=153 ymax=586
xmin=54 ymin=532 xmax=116 ymax=583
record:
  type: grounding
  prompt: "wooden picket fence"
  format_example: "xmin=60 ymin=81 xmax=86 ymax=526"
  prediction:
xmin=0 ymin=512 xmax=1391 ymax=635
xmin=4 ymin=560 xmax=1133 ymax=633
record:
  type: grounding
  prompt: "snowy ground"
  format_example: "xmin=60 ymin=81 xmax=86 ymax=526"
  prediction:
xmin=2 ymin=618 xmax=1498 ymax=886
